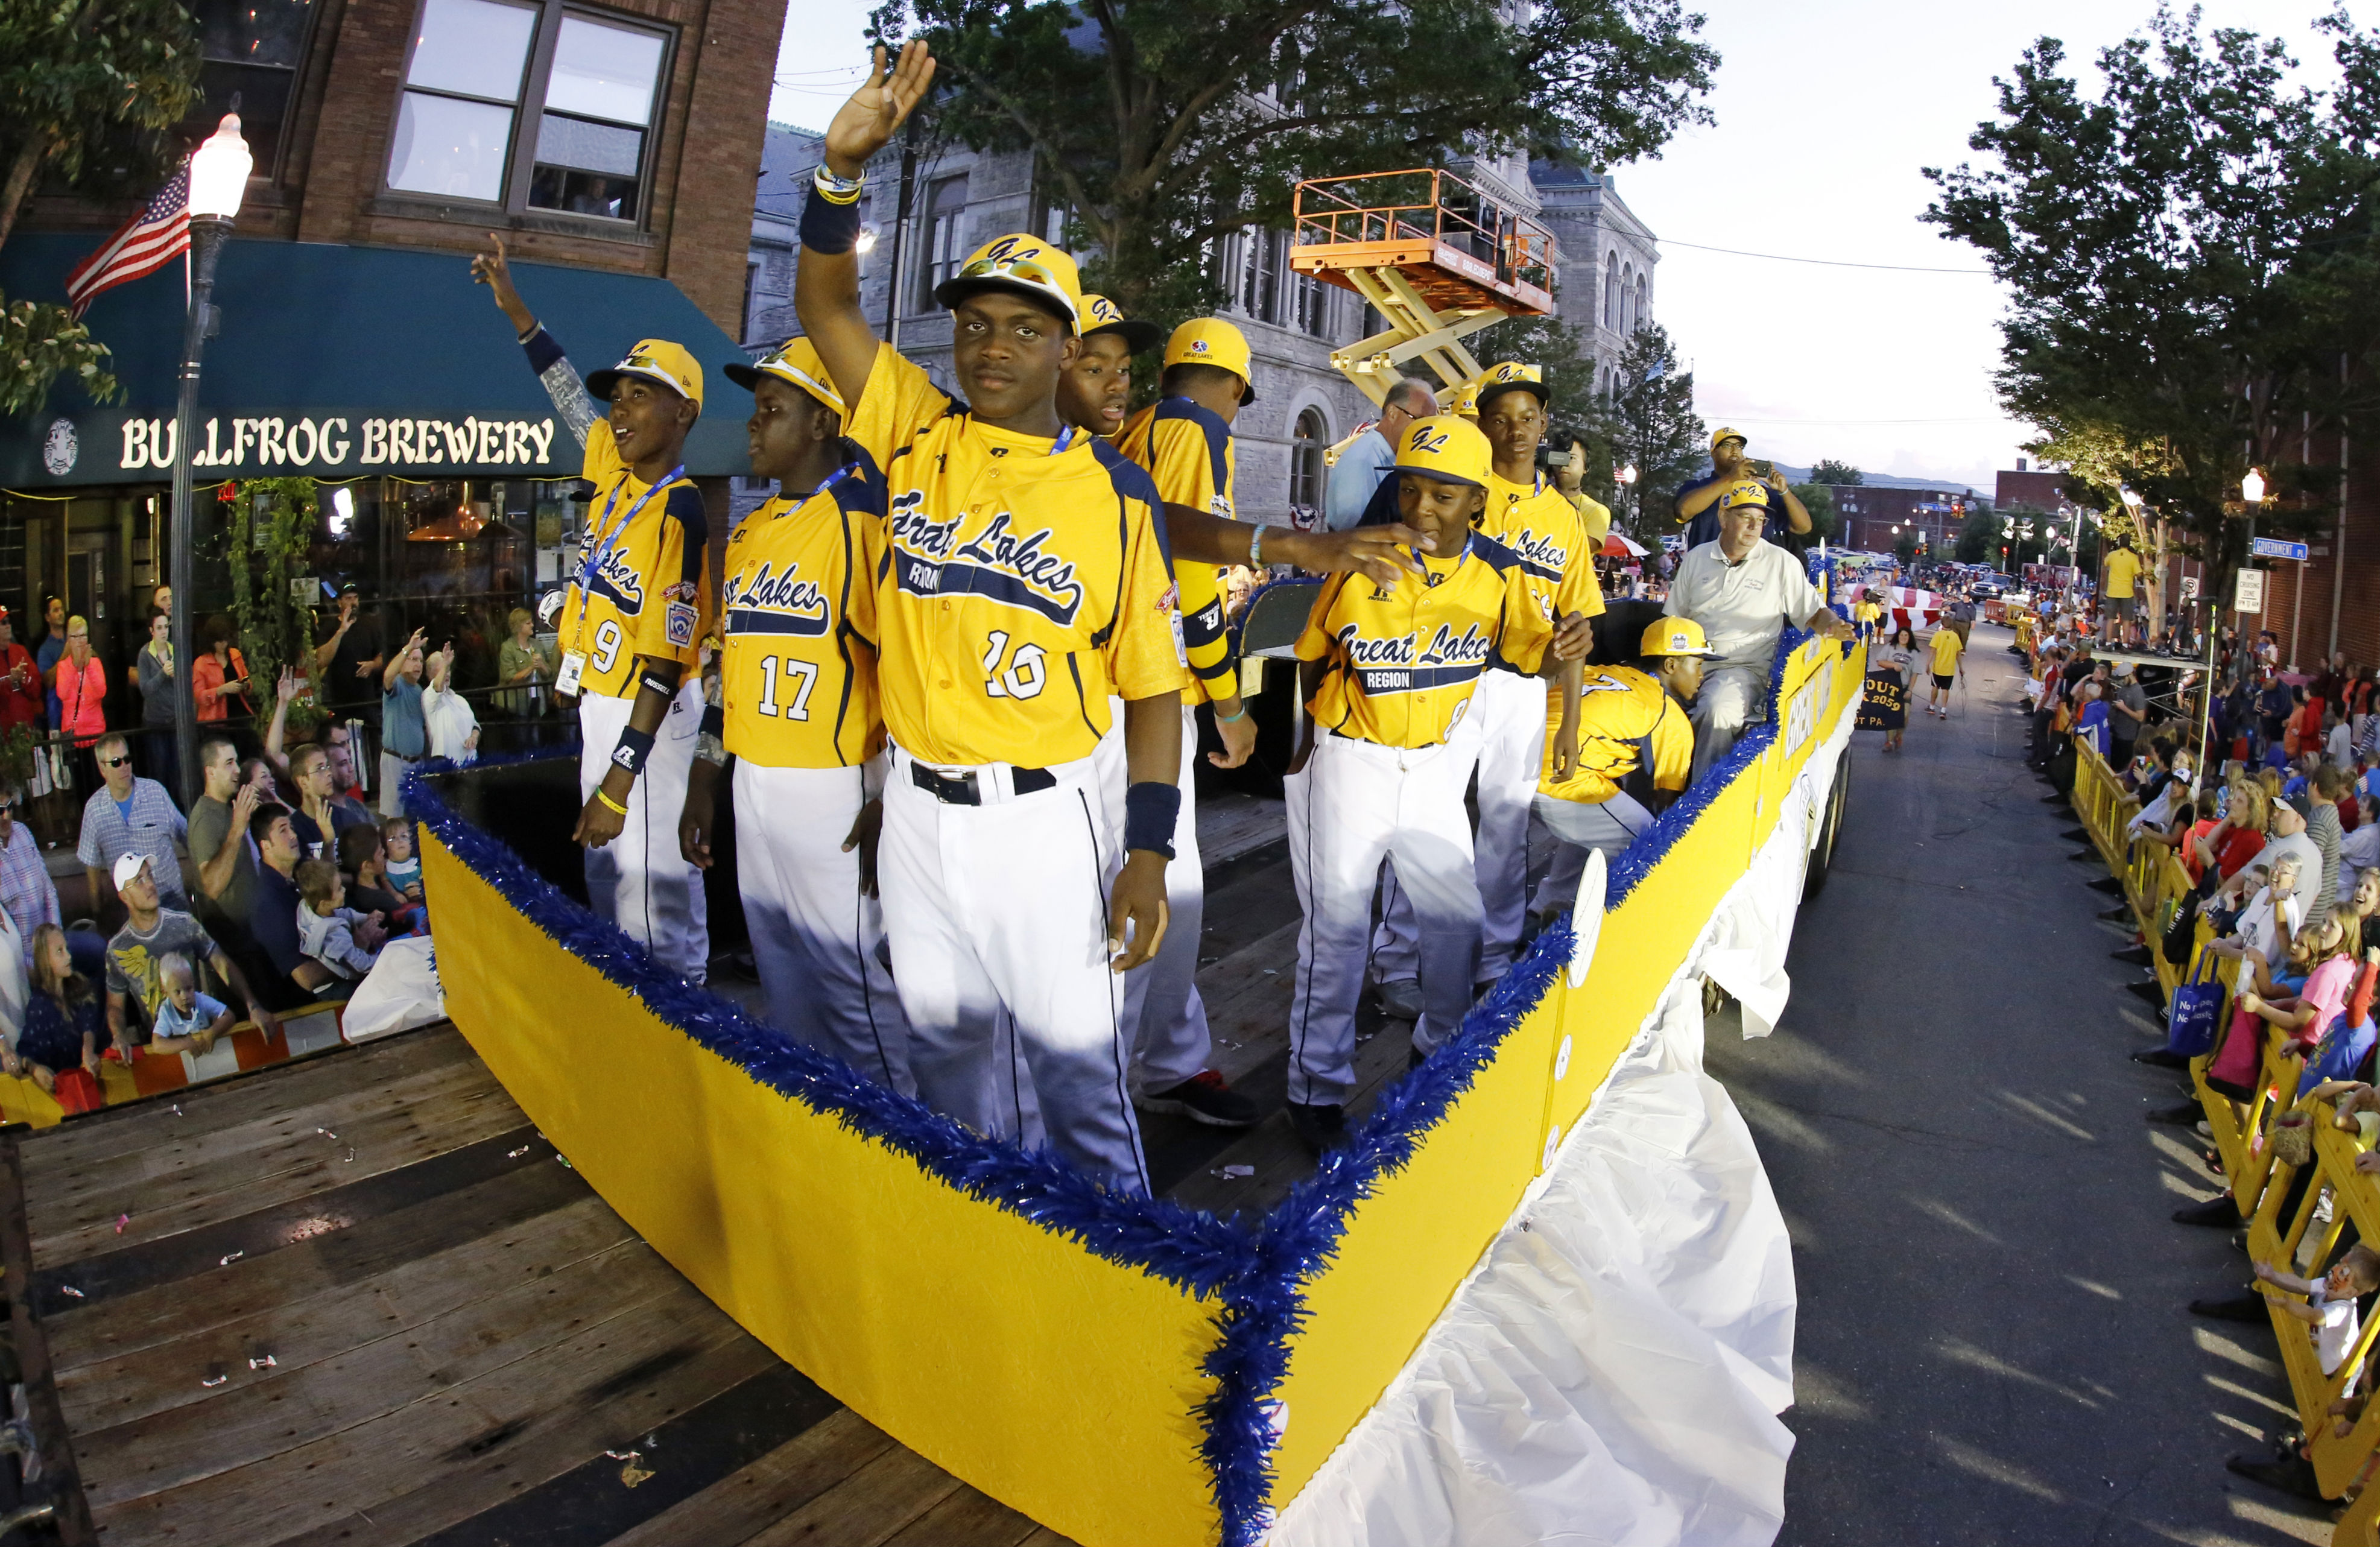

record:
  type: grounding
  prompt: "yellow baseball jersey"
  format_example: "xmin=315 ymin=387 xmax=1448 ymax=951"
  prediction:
xmin=559 ymin=465 xmax=709 ymax=700
xmin=2104 ymin=547 xmax=2141 ymax=599
xmin=844 ymin=344 xmax=1191 ymax=767
xmin=720 ymin=451 xmax=887 ymax=768
xmin=1569 ymin=489 xmax=1613 ymax=544
xmin=1116 ymin=397 xmax=1235 ymax=707
xmin=1929 ymin=627 xmax=1963 ymax=674
xmin=1482 ymin=472 xmax=1604 ymax=665
xmin=1296 ymin=531 xmax=1552 ymax=749
xmin=580 ymin=416 xmax=625 ymax=487
xmin=1538 ymin=666 xmax=1693 ymax=806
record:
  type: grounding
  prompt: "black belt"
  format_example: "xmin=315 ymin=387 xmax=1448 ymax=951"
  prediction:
xmin=910 ymin=761 xmax=1055 ymax=805
xmin=387 ymin=748 xmax=423 ymax=764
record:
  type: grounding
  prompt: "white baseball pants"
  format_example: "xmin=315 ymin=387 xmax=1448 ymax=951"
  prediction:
xmin=1287 ymin=733 xmax=1483 ymax=1107
xmin=1689 ymin=661 xmax=1768 ymax=783
xmin=732 ymin=758 xmax=912 ymax=1095
xmin=578 ymin=682 xmax=709 ymax=984
xmin=1117 ymin=704 xmax=1213 ymax=1095
xmin=880 ymin=744 xmax=1149 ymax=1194
xmin=1367 ymin=707 xmax=1484 ymax=987
xmin=1468 ymin=667 xmax=1548 ymax=977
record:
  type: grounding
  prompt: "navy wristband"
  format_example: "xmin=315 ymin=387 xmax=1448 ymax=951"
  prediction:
xmin=611 ymin=725 xmax=656 ymax=777
xmin=1124 ymin=781 xmax=1180 ymax=859
xmin=698 ymin=703 xmax=724 ymax=739
xmin=800 ymin=183 xmax=862 ymax=255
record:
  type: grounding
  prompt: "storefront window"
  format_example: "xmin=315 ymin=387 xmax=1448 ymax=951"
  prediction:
xmin=184 ymin=0 xmax=321 ymax=180
xmin=528 ymin=15 xmax=666 ymax=221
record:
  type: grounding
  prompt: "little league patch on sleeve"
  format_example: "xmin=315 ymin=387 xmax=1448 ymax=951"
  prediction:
xmin=666 ymin=600 xmax=698 ymax=648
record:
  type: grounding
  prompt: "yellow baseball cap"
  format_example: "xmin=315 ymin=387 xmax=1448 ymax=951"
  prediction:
xmin=1394 ymin=414 xmax=1492 ymax=489
xmin=1720 ymin=479 xmax=1771 ymax=510
xmin=723 ymin=337 xmax=843 ymax=416
xmin=587 ymin=339 xmax=704 ymax=415
xmin=1711 ymin=425 xmax=1748 ymax=450
xmin=1080 ymin=294 xmax=1161 ymax=353
xmin=1474 ymin=360 xmax=1546 ymax=410
xmin=934 ymin=233 xmax=1083 ymax=326
xmin=1640 ymin=617 xmax=1724 ymax=660
xmin=1446 ymin=376 xmax=1483 ymax=419
xmin=1165 ymin=318 xmax=1257 ymax=403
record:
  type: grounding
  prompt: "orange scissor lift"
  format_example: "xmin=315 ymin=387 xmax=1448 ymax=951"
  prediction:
xmin=1289 ymin=167 xmax=1560 ymax=403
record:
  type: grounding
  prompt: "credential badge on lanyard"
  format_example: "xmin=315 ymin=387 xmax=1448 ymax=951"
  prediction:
xmin=558 ymin=463 xmax=684 ymax=694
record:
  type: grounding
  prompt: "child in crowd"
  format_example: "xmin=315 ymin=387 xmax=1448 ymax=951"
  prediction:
xmin=294 ymin=859 xmax=385 ymax=981
xmin=2257 ymin=1244 xmax=2380 ymax=1377
xmin=147 ymin=951 xmax=235 ymax=1055
xmin=381 ymin=818 xmax=423 ymax=903
xmin=8 ymin=923 xmax=98 ymax=1089
xmin=340 ymin=824 xmax=423 ymax=931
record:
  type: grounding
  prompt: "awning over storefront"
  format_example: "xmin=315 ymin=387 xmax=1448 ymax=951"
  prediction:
xmin=0 ymin=235 xmax=753 ymax=487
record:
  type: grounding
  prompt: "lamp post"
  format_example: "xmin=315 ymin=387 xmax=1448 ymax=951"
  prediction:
xmin=168 ymin=114 xmax=250 ymax=802
xmin=1613 ymin=463 xmax=1638 ymax=533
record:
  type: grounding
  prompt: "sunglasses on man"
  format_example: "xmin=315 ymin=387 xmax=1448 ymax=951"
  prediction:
xmin=98 ymin=755 xmax=131 ymax=769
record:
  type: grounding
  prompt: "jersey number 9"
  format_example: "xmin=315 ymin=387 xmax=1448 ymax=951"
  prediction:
xmin=589 ymin=619 xmax=624 ymax=675
xmin=980 ymin=631 xmax=1047 ymax=700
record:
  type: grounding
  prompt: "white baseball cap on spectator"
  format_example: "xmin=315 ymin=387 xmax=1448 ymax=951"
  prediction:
xmin=113 ymin=853 xmax=150 ymax=891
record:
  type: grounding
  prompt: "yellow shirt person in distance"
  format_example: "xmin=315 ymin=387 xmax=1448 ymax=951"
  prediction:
xmin=1925 ymin=622 xmax=1964 ymax=718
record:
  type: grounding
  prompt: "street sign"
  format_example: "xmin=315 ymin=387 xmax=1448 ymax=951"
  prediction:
xmin=2180 ymin=575 xmax=2199 ymax=600
xmin=2236 ymin=569 xmax=2266 ymax=614
xmin=2251 ymin=536 xmax=2310 ymax=562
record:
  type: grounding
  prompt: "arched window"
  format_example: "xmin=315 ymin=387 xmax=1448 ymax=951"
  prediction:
xmin=1603 ymin=252 xmax=1620 ymax=328
xmin=1621 ymin=265 xmax=1636 ymax=331
xmin=1290 ymin=407 xmax=1329 ymax=513
xmin=1634 ymin=273 xmax=1648 ymax=332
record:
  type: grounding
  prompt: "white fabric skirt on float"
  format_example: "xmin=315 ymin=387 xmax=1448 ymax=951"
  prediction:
xmin=1266 ymin=691 xmax=1856 ymax=1547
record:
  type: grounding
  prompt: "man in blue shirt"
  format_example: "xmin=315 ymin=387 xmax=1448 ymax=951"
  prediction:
xmin=1323 ymin=378 xmax=1437 ymax=530
xmin=379 ymin=626 xmax=429 ymax=817
xmin=77 ymin=730 xmax=188 ymax=920
xmin=1672 ymin=427 xmax=1814 ymax=550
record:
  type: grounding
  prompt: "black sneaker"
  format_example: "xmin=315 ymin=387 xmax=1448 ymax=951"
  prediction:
xmin=1138 ymin=1071 xmax=1261 ymax=1128
xmin=1288 ymin=1101 xmax=1347 ymax=1153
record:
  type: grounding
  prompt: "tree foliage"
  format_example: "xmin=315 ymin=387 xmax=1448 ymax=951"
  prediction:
xmin=1923 ymin=7 xmax=2380 ymax=597
xmin=874 ymin=0 xmax=1718 ymax=321
xmin=0 ymin=0 xmax=199 ymax=417
xmin=1790 ymin=481 xmax=1837 ymax=539
xmin=1604 ymin=321 xmax=1704 ymax=534
xmin=1809 ymin=457 xmax=1863 ymax=486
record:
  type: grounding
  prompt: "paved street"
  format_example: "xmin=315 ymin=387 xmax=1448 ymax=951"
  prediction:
xmin=1708 ymin=625 xmax=2335 ymax=1546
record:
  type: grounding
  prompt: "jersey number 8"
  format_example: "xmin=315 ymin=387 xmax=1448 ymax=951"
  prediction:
xmin=980 ymin=631 xmax=1046 ymax=700
xmin=755 ymin=656 xmax=818 ymax=720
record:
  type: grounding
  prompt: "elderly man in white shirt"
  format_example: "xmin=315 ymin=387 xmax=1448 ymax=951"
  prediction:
xmin=1666 ymin=484 xmax=1852 ymax=779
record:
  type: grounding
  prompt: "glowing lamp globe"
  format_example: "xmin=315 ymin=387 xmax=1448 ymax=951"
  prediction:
xmin=189 ymin=114 xmax=252 ymax=220
xmin=2242 ymin=469 xmax=2267 ymax=505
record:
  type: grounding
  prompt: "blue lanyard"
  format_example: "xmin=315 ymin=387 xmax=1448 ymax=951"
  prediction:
xmin=1411 ymin=531 xmax=1473 ymax=577
xmin=575 ymin=463 xmax=683 ymax=636
xmin=793 ymin=460 xmax=861 ymax=504
xmin=1052 ymin=425 xmax=1075 ymax=454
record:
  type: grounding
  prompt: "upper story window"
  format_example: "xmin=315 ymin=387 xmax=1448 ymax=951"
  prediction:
xmin=914 ymin=174 xmax=969 ymax=312
xmin=387 ymin=0 xmax=671 ymax=224
xmin=185 ymin=0 xmax=320 ymax=180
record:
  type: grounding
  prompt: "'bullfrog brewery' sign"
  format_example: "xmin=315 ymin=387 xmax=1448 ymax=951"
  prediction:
xmin=27 ymin=410 xmax=572 ymax=483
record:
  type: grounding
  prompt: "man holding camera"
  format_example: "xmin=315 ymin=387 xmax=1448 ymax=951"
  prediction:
xmin=1673 ymin=428 xmax=1813 ymax=550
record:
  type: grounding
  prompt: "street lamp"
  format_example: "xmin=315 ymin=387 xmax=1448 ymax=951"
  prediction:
xmin=168 ymin=113 xmax=250 ymax=801
xmin=2242 ymin=468 xmax=2267 ymax=505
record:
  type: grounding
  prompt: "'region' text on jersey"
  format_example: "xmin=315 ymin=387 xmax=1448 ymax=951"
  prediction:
xmin=720 ymin=447 xmax=888 ymax=769
xmin=843 ymin=344 xmax=1191 ymax=769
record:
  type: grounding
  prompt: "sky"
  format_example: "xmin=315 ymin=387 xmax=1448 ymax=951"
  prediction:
xmin=770 ymin=1 xmax=2353 ymax=493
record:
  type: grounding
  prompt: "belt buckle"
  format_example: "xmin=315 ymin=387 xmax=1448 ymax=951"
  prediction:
xmin=912 ymin=761 xmax=981 ymax=806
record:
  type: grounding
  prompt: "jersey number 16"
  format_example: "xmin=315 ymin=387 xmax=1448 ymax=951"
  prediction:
xmin=980 ymin=631 xmax=1047 ymax=700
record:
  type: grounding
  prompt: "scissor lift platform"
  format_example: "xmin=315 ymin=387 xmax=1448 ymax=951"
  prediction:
xmin=1289 ymin=168 xmax=1559 ymax=403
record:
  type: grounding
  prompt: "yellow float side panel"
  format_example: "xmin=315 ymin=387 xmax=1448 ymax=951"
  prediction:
xmin=1265 ymin=985 xmax=1563 ymax=1502
xmin=424 ymin=839 xmax=1222 ymax=1547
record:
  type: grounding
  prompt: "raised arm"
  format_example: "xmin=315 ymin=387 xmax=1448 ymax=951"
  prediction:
xmin=797 ymin=44 xmax=938 ymax=410
xmin=473 ymin=234 xmax=600 ymax=449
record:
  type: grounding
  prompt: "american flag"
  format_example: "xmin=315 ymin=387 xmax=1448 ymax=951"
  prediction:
xmin=65 ymin=160 xmax=191 ymax=319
